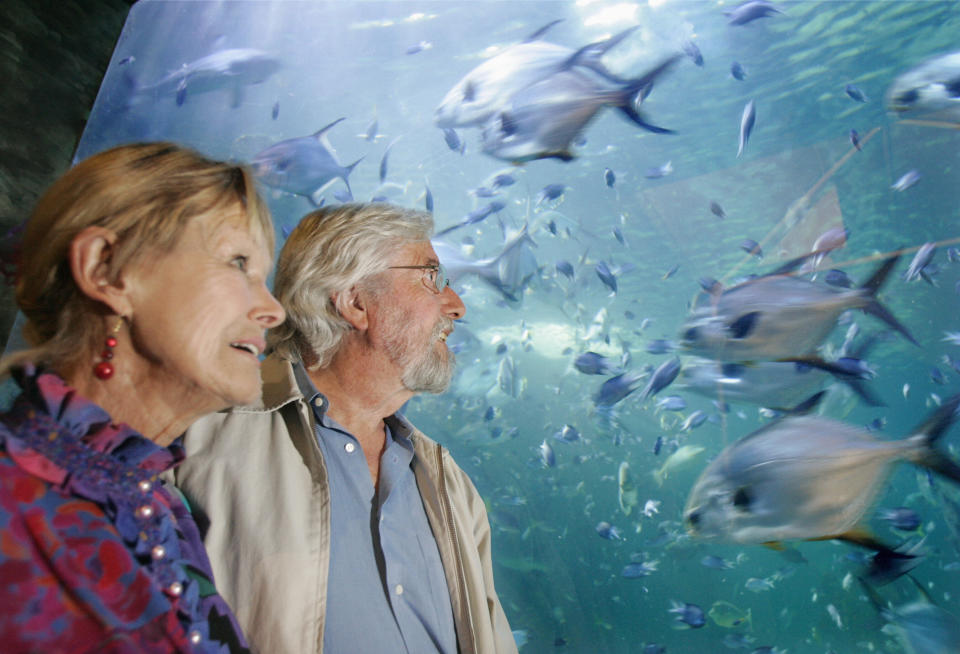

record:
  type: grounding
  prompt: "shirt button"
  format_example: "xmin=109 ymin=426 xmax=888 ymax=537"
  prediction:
xmin=151 ymin=545 xmax=166 ymax=560
xmin=168 ymin=581 xmax=183 ymax=596
xmin=344 ymin=443 xmax=356 ymax=453
xmin=314 ymin=398 xmax=323 ymax=408
xmin=395 ymin=584 xmax=404 ymax=595
xmin=188 ymin=630 xmax=202 ymax=644
xmin=136 ymin=505 xmax=154 ymax=519
xmin=138 ymin=480 xmax=152 ymax=493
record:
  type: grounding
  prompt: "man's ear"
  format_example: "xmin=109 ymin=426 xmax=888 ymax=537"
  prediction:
xmin=69 ymin=226 xmax=133 ymax=317
xmin=333 ymin=286 xmax=369 ymax=331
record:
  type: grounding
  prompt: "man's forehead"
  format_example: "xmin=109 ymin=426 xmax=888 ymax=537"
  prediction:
xmin=396 ymin=240 xmax=439 ymax=264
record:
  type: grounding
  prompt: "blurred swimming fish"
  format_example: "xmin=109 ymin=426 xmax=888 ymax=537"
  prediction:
xmin=639 ymin=357 xmax=681 ymax=401
xmin=604 ymin=168 xmax=616 ymax=187
xmin=892 ymin=169 xmax=921 ymax=192
xmin=596 ymin=521 xmax=622 ymax=540
xmin=679 ymin=254 xmax=916 ymax=362
xmin=537 ymin=183 xmax=566 ymax=205
xmin=556 ymin=260 xmax=575 ymax=280
xmin=539 ymin=438 xmax=555 ymax=467
xmin=710 ymin=201 xmax=726 ymax=219
xmin=740 ymin=238 xmax=763 ymax=258
xmin=725 ymin=0 xmax=783 ymax=25
xmin=903 ymin=242 xmax=936 ymax=282
xmin=845 ymin=84 xmax=868 ymax=103
xmin=595 ymin=261 xmax=618 ymax=294
xmin=886 ymin=50 xmax=960 ymax=117
xmin=654 ymin=444 xmax=704 ymax=487
xmin=134 ymin=48 xmax=280 ymax=107
xmin=480 ymin=56 xmax=681 ymax=163
xmin=435 ymin=200 xmax=506 ymax=237
xmin=849 ymin=129 xmax=861 ymax=151
xmin=252 ymin=118 xmax=363 ymax=205
xmin=593 ymin=369 xmax=649 ymax=407
xmin=683 ymin=395 xmax=960 ymax=553
xmin=574 ymin=351 xmax=621 ymax=375
xmin=435 ymin=22 xmax=640 ymax=128
xmin=442 ymin=127 xmax=466 ymax=153
xmin=731 ymin=61 xmax=747 ymax=80
xmin=644 ymin=161 xmax=673 ymax=179
xmin=379 ymin=137 xmax=400 ymax=184
xmin=860 ymin=576 xmax=960 ymax=654
xmin=737 ymin=99 xmax=756 ymax=158
xmin=669 ymin=601 xmax=706 ymax=628
xmin=434 ymin=224 xmax=537 ymax=302
xmin=618 ymin=461 xmax=639 ymax=515
xmin=622 ymin=560 xmax=659 ymax=578
xmin=682 ymin=41 xmax=703 ymax=66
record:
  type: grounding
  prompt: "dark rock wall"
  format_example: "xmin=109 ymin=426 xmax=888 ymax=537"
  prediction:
xmin=0 ymin=0 xmax=131 ymax=348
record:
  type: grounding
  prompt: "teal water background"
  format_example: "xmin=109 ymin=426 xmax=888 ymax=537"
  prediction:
xmin=77 ymin=1 xmax=960 ymax=652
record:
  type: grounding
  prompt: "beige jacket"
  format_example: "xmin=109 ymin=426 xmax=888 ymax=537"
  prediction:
xmin=169 ymin=354 xmax=517 ymax=654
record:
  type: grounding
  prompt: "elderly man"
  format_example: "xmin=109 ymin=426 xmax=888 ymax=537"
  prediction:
xmin=171 ymin=203 xmax=517 ymax=654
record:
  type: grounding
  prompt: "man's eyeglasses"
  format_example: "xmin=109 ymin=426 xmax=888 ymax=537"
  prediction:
xmin=387 ymin=263 xmax=450 ymax=294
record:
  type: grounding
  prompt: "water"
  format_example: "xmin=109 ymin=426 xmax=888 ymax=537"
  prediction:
xmin=76 ymin=1 xmax=960 ymax=652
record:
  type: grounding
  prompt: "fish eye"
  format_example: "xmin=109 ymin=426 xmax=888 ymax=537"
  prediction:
xmin=683 ymin=327 xmax=699 ymax=342
xmin=732 ymin=487 xmax=752 ymax=510
xmin=463 ymin=81 xmax=476 ymax=103
xmin=686 ymin=510 xmax=701 ymax=527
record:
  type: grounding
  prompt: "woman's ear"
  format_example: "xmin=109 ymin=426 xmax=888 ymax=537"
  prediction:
xmin=69 ymin=226 xmax=133 ymax=317
xmin=332 ymin=286 xmax=369 ymax=331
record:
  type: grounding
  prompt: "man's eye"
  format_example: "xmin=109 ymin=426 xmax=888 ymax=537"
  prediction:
xmin=231 ymin=255 xmax=249 ymax=272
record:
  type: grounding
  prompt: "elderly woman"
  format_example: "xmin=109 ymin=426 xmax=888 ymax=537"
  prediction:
xmin=0 ymin=142 xmax=285 ymax=653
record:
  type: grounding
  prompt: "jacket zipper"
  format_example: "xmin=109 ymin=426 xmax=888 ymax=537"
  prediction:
xmin=436 ymin=443 xmax=475 ymax=654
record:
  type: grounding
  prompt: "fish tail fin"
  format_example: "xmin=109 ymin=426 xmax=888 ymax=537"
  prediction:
xmin=340 ymin=156 xmax=364 ymax=201
xmin=616 ymin=55 xmax=683 ymax=134
xmin=859 ymin=253 xmax=919 ymax=346
xmin=908 ymin=394 xmax=960 ymax=484
xmin=843 ymin=379 xmax=885 ymax=407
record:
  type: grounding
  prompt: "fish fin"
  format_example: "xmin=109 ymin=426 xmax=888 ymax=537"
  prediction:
xmin=778 ymin=356 xmax=886 ymax=406
xmin=761 ymin=541 xmax=785 ymax=551
xmin=857 ymin=254 xmax=918 ymax=345
xmin=765 ymin=252 xmax=821 ymax=277
xmin=727 ymin=311 xmax=761 ymax=339
xmin=907 ymin=394 xmax=960 ymax=484
xmin=843 ymin=379 xmax=885 ymax=407
xmin=788 ymin=391 xmax=827 ymax=415
xmin=312 ymin=117 xmax=347 ymax=140
xmin=523 ymin=19 xmax=563 ymax=42
xmin=564 ymin=26 xmax=638 ymax=78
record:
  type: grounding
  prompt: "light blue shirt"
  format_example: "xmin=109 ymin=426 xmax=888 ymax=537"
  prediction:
xmin=294 ymin=364 xmax=457 ymax=654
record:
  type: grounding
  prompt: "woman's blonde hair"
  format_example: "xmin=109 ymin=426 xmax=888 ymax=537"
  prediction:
xmin=8 ymin=141 xmax=274 ymax=377
xmin=268 ymin=203 xmax=432 ymax=368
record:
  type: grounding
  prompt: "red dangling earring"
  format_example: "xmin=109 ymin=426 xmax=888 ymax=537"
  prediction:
xmin=94 ymin=317 xmax=123 ymax=380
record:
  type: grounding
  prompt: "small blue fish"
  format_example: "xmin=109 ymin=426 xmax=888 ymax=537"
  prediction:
xmin=491 ymin=173 xmax=516 ymax=188
xmin=850 ymin=129 xmax=861 ymax=151
xmin=726 ymin=0 xmax=783 ymax=25
xmin=271 ymin=101 xmax=280 ymax=120
xmin=683 ymin=41 xmax=704 ymax=66
xmin=594 ymin=369 xmax=649 ymax=407
xmin=646 ymin=339 xmax=676 ymax=355
xmin=424 ymin=185 xmax=434 ymax=212
xmin=574 ymin=352 xmax=619 ymax=376
xmin=483 ymin=406 xmax=496 ymax=422
xmin=379 ymin=138 xmax=400 ymax=184
xmin=613 ymin=227 xmax=626 ymax=245
xmin=740 ymin=238 xmax=763 ymax=258
xmin=878 ymin=507 xmax=921 ymax=531
xmin=537 ymin=183 xmax=566 ymax=205
xmin=669 ymin=601 xmax=706 ymax=628
xmin=824 ymin=269 xmax=854 ymax=288
xmin=596 ymin=521 xmax=621 ymax=540
xmin=639 ymin=358 xmax=682 ymax=401
xmin=595 ymin=261 xmax=618 ymax=294
xmin=622 ymin=561 xmax=659 ymax=577
xmin=604 ymin=168 xmax=616 ymax=188
xmin=657 ymin=395 xmax=687 ymax=411
xmin=442 ymin=127 xmax=465 ymax=154
xmin=653 ymin=435 xmax=664 ymax=455
xmin=495 ymin=343 xmax=508 ymax=355
xmin=539 ymin=439 xmax=555 ymax=467
xmin=701 ymin=554 xmax=734 ymax=570
xmin=731 ymin=61 xmax=747 ymax=80
xmin=662 ymin=263 xmax=680 ymax=280
xmin=556 ymin=260 xmax=575 ymax=280
xmin=643 ymin=645 xmax=666 ymax=654
xmin=710 ymin=201 xmax=726 ymax=219
xmin=845 ymin=84 xmax=868 ymax=103
xmin=405 ymin=40 xmax=432 ymax=55
xmin=737 ymin=100 xmax=756 ymax=158
xmin=931 ymin=366 xmax=947 ymax=385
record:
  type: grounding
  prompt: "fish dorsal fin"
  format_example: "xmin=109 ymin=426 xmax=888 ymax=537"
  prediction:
xmin=907 ymin=574 xmax=935 ymax=604
xmin=312 ymin=117 xmax=347 ymax=142
xmin=524 ymin=19 xmax=563 ymax=42
xmin=764 ymin=252 xmax=821 ymax=277
xmin=563 ymin=25 xmax=639 ymax=73
xmin=788 ymin=391 xmax=827 ymax=415
xmin=727 ymin=311 xmax=760 ymax=339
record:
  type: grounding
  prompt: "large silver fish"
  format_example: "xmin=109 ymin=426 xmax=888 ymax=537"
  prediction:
xmin=480 ymin=56 xmax=680 ymax=163
xmin=433 ymin=225 xmax=537 ymax=303
xmin=251 ymin=118 xmax=363 ymax=205
xmin=886 ymin=50 xmax=960 ymax=117
xmin=679 ymin=254 xmax=916 ymax=362
xmin=684 ymin=395 xmax=960 ymax=549
xmin=434 ymin=22 xmax=637 ymax=129
xmin=136 ymin=48 xmax=280 ymax=107
xmin=861 ymin=577 xmax=960 ymax=654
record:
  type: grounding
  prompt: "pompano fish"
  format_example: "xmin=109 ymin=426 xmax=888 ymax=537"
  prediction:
xmin=654 ymin=444 xmax=705 ymax=487
xmin=683 ymin=394 xmax=960 ymax=549
xmin=435 ymin=22 xmax=640 ymax=128
xmin=618 ymin=461 xmax=639 ymax=515
xmin=480 ymin=56 xmax=681 ymax=163
xmin=252 ymin=118 xmax=363 ymax=205
xmin=679 ymin=254 xmax=916 ymax=362
xmin=134 ymin=48 xmax=280 ymax=107
xmin=885 ymin=50 xmax=960 ymax=117
xmin=433 ymin=224 xmax=537 ymax=302
xmin=861 ymin=576 xmax=960 ymax=654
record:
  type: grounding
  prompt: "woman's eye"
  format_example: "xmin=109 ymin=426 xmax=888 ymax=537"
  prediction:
xmin=231 ymin=255 xmax=249 ymax=272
